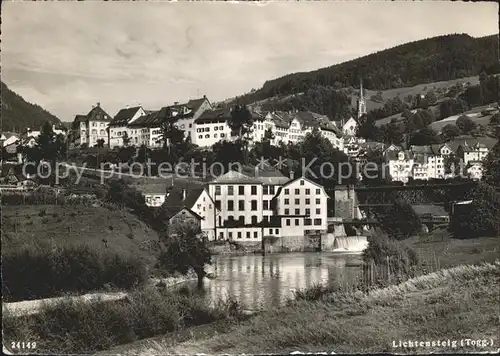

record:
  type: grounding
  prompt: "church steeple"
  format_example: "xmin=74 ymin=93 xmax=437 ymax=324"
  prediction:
xmin=357 ymin=78 xmax=367 ymax=119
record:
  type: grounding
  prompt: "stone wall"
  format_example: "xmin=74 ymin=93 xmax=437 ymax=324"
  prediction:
xmin=263 ymin=235 xmax=320 ymax=253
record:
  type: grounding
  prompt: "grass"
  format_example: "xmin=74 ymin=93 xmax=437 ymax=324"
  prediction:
xmin=404 ymin=228 xmax=499 ymax=270
xmin=121 ymin=261 xmax=500 ymax=355
xmin=3 ymin=288 xmax=245 ymax=354
xmin=2 ymin=205 xmax=161 ymax=267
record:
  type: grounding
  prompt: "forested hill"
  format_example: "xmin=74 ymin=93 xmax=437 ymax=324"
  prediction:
xmin=1 ymin=81 xmax=62 ymax=132
xmin=234 ymin=34 xmax=499 ymax=104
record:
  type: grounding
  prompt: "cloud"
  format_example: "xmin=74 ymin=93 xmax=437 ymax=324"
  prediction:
xmin=1 ymin=1 xmax=497 ymax=121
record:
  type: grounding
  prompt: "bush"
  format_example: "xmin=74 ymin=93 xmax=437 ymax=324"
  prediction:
xmin=2 ymin=243 xmax=148 ymax=302
xmin=3 ymin=289 xmax=244 ymax=354
xmin=362 ymin=230 xmax=419 ymax=287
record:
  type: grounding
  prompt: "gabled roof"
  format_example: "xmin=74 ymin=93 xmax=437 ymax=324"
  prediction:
xmin=133 ymin=183 xmax=168 ymax=195
xmin=181 ymin=187 xmax=206 ymax=210
xmin=1 ymin=132 xmax=19 ymax=140
xmin=273 ymin=175 xmax=328 ymax=198
xmin=209 ymin=170 xmax=263 ymax=184
xmin=241 ymin=166 xmax=290 ymax=185
xmin=128 ymin=107 xmax=173 ymax=128
xmin=110 ymin=106 xmax=142 ymax=127
xmin=86 ymin=105 xmax=112 ymax=121
xmin=195 ymin=107 xmax=232 ymax=124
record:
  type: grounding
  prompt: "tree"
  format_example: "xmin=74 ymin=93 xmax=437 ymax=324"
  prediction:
xmin=158 ymin=223 xmax=212 ymax=287
xmin=96 ymin=138 xmax=105 ymax=168
xmin=450 ymin=183 xmax=500 ymax=238
xmin=490 ymin=113 xmax=500 ymax=125
xmin=456 ymin=115 xmax=477 ymax=134
xmin=122 ymin=132 xmax=131 ymax=146
xmin=161 ymin=119 xmax=184 ymax=154
xmin=376 ymin=199 xmax=422 ymax=240
xmin=441 ymin=124 xmax=461 ymax=141
xmin=228 ymin=105 xmax=254 ymax=139
xmin=483 ymin=142 xmax=500 ymax=187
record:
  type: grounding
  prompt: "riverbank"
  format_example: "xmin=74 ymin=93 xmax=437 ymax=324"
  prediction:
xmin=112 ymin=260 xmax=500 ymax=355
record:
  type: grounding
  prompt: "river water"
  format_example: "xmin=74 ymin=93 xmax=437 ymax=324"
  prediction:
xmin=184 ymin=252 xmax=363 ymax=311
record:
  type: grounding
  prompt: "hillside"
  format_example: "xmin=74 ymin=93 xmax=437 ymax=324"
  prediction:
xmin=234 ymin=34 xmax=498 ymax=106
xmin=2 ymin=205 xmax=161 ymax=267
xmin=1 ymin=81 xmax=62 ymax=132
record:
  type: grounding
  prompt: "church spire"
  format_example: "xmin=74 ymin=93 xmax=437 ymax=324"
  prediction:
xmin=357 ymin=78 xmax=367 ymax=119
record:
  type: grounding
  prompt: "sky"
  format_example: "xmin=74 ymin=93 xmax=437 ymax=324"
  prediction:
xmin=2 ymin=1 xmax=498 ymax=122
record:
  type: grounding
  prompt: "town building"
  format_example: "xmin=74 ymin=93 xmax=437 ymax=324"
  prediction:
xmin=71 ymin=103 xmax=112 ymax=148
xmin=108 ymin=106 xmax=146 ymax=148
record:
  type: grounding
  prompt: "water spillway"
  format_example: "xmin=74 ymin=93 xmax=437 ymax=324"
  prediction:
xmin=333 ymin=236 xmax=368 ymax=252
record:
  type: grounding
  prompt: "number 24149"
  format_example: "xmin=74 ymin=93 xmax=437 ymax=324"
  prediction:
xmin=11 ymin=342 xmax=37 ymax=350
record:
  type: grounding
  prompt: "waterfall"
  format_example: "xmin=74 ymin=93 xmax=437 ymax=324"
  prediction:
xmin=333 ymin=236 xmax=368 ymax=252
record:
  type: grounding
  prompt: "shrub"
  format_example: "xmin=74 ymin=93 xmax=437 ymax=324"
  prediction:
xmin=2 ymin=243 xmax=148 ymax=302
xmin=362 ymin=230 xmax=419 ymax=287
xmin=3 ymin=289 xmax=244 ymax=354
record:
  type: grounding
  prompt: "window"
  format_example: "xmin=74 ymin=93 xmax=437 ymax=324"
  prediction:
xmin=295 ymin=219 xmax=299 ymax=226
xmin=214 ymin=134 xmax=218 ymax=138
xmin=215 ymin=186 xmax=221 ymax=195
xmin=227 ymin=201 xmax=234 ymax=211
xmin=221 ymin=133 xmax=225 ymax=138
xmin=198 ymin=135 xmax=203 ymax=139
xmin=246 ymin=232 xmax=251 ymax=239
xmin=295 ymin=209 xmax=300 ymax=215
xmin=269 ymin=229 xmax=273 ymax=235
xmin=315 ymin=198 xmax=321 ymax=205
xmin=316 ymin=189 xmax=321 ymax=194
xmin=314 ymin=219 xmax=322 ymax=226
xmin=219 ymin=232 xmax=224 ymax=239
xmin=275 ymin=228 xmax=279 ymax=234
xmin=300 ymin=180 xmax=304 ymax=186
xmin=305 ymin=198 xmax=310 ymax=204
xmin=295 ymin=189 xmax=300 ymax=194
xmin=294 ymin=198 xmax=300 ymax=205
xmin=254 ymin=231 xmax=258 ymax=238
xmin=229 ymin=232 xmax=233 ymax=239
xmin=284 ymin=198 xmax=289 ymax=205
xmin=238 ymin=186 xmax=245 ymax=195
xmin=215 ymin=200 xmax=221 ymax=210
xmin=239 ymin=216 xmax=245 ymax=224
xmin=219 ymin=126 xmax=224 ymax=130
xmin=263 ymin=186 xmax=269 ymax=194
xmin=228 ymin=186 xmax=234 ymax=195
xmin=305 ymin=189 xmax=310 ymax=194
xmin=214 ymin=126 xmax=218 ymax=131
xmin=251 ymin=216 xmax=258 ymax=224
xmin=251 ymin=185 xmax=257 ymax=195
xmin=305 ymin=218 xmax=312 ymax=226
xmin=286 ymin=219 xmax=291 ymax=226
xmin=205 ymin=134 xmax=209 ymax=138
xmin=238 ymin=200 xmax=245 ymax=210
xmin=251 ymin=200 xmax=257 ymax=211
xmin=306 ymin=208 xmax=310 ymax=216
xmin=263 ymin=200 xmax=269 ymax=210
xmin=269 ymin=186 xmax=275 ymax=194
xmin=284 ymin=209 xmax=289 ymax=215
xmin=284 ymin=189 xmax=289 ymax=194
xmin=237 ymin=232 xmax=242 ymax=239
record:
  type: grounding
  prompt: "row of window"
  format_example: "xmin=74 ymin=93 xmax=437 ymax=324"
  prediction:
xmin=91 ymin=122 xmax=107 ymax=127
xmin=284 ymin=208 xmax=321 ymax=216
xmin=196 ymin=125 xmax=225 ymax=133
xmin=198 ymin=133 xmax=226 ymax=140
xmin=226 ymin=200 xmax=259 ymax=211
xmin=283 ymin=198 xmax=321 ymax=205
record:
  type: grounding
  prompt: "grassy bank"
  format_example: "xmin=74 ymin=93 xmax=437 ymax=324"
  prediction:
xmin=118 ymin=261 xmax=500 ymax=355
xmin=3 ymin=288 xmax=245 ymax=354
xmin=2 ymin=205 xmax=162 ymax=301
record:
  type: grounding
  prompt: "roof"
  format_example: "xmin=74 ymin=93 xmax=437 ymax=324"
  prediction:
xmin=412 ymin=204 xmax=448 ymax=217
xmin=210 ymin=170 xmax=263 ymax=185
xmin=241 ymin=165 xmax=290 ymax=185
xmin=181 ymin=187 xmax=205 ymax=210
xmin=386 ymin=149 xmax=413 ymax=161
xmin=195 ymin=107 xmax=232 ymax=124
xmin=1 ymin=132 xmax=19 ymax=140
xmin=274 ymin=175 xmax=326 ymax=197
xmin=133 ymin=183 xmax=168 ymax=195
xmin=110 ymin=106 xmax=142 ymax=126
xmin=186 ymin=97 xmax=209 ymax=113
xmin=128 ymin=107 xmax=173 ymax=128
xmin=86 ymin=105 xmax=112 ymax=122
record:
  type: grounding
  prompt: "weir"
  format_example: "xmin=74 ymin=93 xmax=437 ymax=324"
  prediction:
xmin=332 ymin=236 xmax=368 ymax=252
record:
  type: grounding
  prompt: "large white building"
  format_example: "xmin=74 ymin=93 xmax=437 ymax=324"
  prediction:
xmin=108 ymin=106 xmax=147 ymax=148
xmin=71 ymin=103 xmax=112 ymax=148
xmin=161 ymin=168 xmax=329 ymax=242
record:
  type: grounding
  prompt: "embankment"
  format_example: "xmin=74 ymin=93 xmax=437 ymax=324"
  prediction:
xmin=116 ymin=261 xmax=500 ymax=355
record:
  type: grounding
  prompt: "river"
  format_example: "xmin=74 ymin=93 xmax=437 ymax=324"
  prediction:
xmin=183 ymin=252 xmax=363 ymax=311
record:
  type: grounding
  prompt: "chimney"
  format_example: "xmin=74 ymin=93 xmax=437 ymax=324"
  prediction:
xmin=125 ymin=105 xmax=130 ymax=109
xmin=203 ymin=95 xmax=206 ymax=99
xmin=254 ymin=165 xmax=259 ymax=177
xmin=174 ymin=101 xmax=179 ymax=106
xmin=181 ymin=188 xmax=187 ymax=201
xmin=289 ymin=170 xmax=295 ymax=180
xmin=97 ymin=102 xmax=100 ymax=107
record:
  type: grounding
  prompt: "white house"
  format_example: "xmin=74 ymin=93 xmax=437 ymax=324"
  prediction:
xmin=387 ymin=150 xmax=414 ymax=183
xmin=71 ymin=103 xmax=112 ymax=147
xmin=1 ymin=132 xmax=19 ymax=147
xmin=108 ymin=106 xmax=146 ymax=148
xmin=273 ymin=175 xmax=329 ymax=234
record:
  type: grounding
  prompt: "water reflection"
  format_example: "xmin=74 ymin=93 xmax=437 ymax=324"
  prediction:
xmin=187 ymin=252 xmax=362 ymax=311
